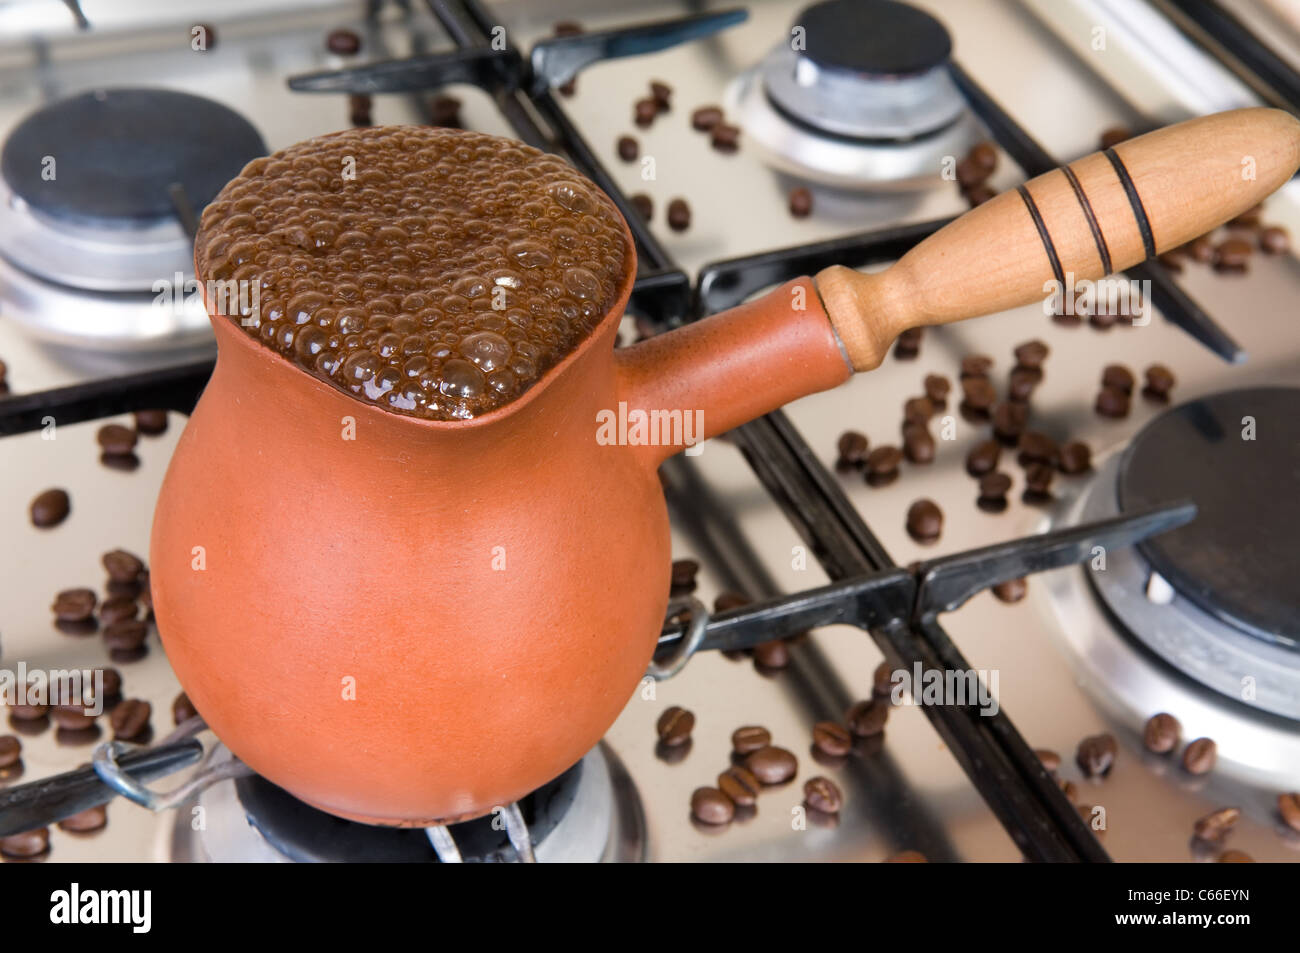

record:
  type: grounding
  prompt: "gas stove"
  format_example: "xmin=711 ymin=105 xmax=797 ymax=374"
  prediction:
xmin=2 ymin=0 xmax=1300 ymax=865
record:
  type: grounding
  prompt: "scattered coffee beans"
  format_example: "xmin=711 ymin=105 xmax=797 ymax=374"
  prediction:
xmin=1213 ymin=237 xmax=1252 ymax=273
xmin=836 ymin=430 xmax=869 ymax=468
xmin=1143 ymin=712 xmax=1180 ymax=754
xmin=426 ymin=94 xmax=462 ymax=128
xmin=99 ymin=596 xmax=138 ymax=625
xmin=666 ymin=198 xmax=691 ymax=232
xmin=1095 ymin=386 xmax=1131 ymax=419
xmin=788 ymin=186 xmax=813 ymax=218
xmin=98 ymin=668 xmax=122 ymax=700
xmin=52 ymin=588 xmax=97 ymax=623
xmin=992 ymin=577 xmax=1027 ymax=603
xmin=670 ymin=558 xmax=699 ymax=595
xmin=348 ymin=93 xmax=372 ymax=127
xmin=1058 ymin=441 xmax=1092 ymax=475
xmin=812 ymin=721 xmax=852 ymax=757
xmin=1075 ymin=732 xmax=1117 ymax=778
xmin=902 ymin=424 xmax=935 ymax=465
xmin=732 ymin=725 xmax=771 ymax=755
xmin=804 ymin=776 xmax=843 ymax=814
xmin=960 ymin=377 xmax=996 ymax=414
xmin=992 ymin=401 xmax=1028 ymax=443
xmin=753 ymin=639 xmax=791 ymax=669
xmin=1277 ymin=792 xmax=1300 ymax=833
xmin=714 ymin=591 xmax=750 ymax=613
xmin=1006 ymin=368 xmax=1040 ymax=404
xmin=744 ymin=745 xmax=798 ymax=784
xmin=924 ymin=374 xmax=951 ymax=407
xmin=173 ymin=692 xmax=198 ymax=726
xmin=1259 ymin=225 xmax=1290 ymax=255
xmin=866 ymin=445 xmax=903 ymax=484
xmin=1022 ymin=463 xmax=1055 ymax=501
xmin=906 ymin=499 xmax=943 ymax=544
xmin=103 ymin=619 xmax=147 ymax=652
xmin=0 ymin=827 xmax=49 ymax=858
xmin=1193 ymin=806 xmax=1239 ymax=841
xmin=977 ymin=471 xmax=1012 ymax=511
xmin=717 ymin=765 xmax=760 ymax=807
xmin=961 ymin=355 xmax=994 ymax=379
xmin=903 ymin=396 xmax=935 ymax=424
xmin=633 ymin=97 xmax=659 ymax=127
xmin=966 ymin=439 xmax=1001 ymax=476
xmin=894 ymin=327 xmax=924 ymax=359
xmin=51 ymin=702 xmax=95 ymax=731
xmin=656 ymin=706 xmax=695 ymax=746
xmin=133 ymin=410 xmax=168 ymax=435
xmin=110 ymin=699 xmax=151 ymax=741
xmin=58 ymin=804 xmax=108 ymax=833
xmin=1182 ymin=737 xmax=1217 ymax=775
xmin=629 ymin=193 xmax=653 ymax=222
xmin=103 ymin=549 xmax=145 ymax=583
xmin=326 ymin=28 xmax=361 ymax=54
xmin=616 ymin=135 xmax=638 ymax=162
xmin=710 ymin=123 xmax=740 ymax=153
xmin=1101 ymin=364 xmax=1135 ymax=394
xmin=1142 ymin=364 xmax=1176 ymax=402
xmin=1099 ymin=127 xmax=1130 ymax=149
xmin=0 ymin=734 xmax=20 ymax=768
xmin=846 ymin=699 xmax=888 ymax=737
xmin=691 ymin=105 xmax=723 ymax=131
xmin=650 ymin=81 xmax=672 ymax=109
xmin=1013 ymin=339 xmax=1049 ymax=369
xmin=30 ymin=488 xmax=70 ymax=528
xmin=691 ymin=786 xmax=735 ymax=824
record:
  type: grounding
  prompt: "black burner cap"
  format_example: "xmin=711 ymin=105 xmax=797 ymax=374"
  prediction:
xmin=795 ymin=0 xmax=952 ymax=77
xmin=1118 ymin=387 xmax=1300 ymax=647
xmin=1 ymin=88 xmax=265 ymax=227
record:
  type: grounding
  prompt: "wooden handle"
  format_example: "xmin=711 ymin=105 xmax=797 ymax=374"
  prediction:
xmin=816 ymin=107 xmax=1300 ymax=371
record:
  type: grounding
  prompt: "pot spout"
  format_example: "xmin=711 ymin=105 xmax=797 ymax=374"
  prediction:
xmin=613 ymin=278 xmax=852 ymax=466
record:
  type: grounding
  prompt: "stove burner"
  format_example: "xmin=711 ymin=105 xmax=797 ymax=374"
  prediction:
xmin=2 ymin=88 xmax=263 ymax=227
xmin=1118 ymin=387 xmax=1300 ymax=647
xmin=797 ymin=0 xmax=952 ymax=77
xmin=728 ymin=0 xmax=976 ymax=189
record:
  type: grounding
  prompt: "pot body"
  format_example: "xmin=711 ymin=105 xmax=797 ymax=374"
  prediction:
xmin=151 ymin=310 xmax=669 ymax=825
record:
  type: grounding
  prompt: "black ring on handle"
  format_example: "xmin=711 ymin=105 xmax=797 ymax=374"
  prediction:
xmin=1017 ymin=184 xmax=1065 ymax=289
xmin=1104 ymin=147 xmax=1157 ymax=259
xmin=1061 ymin=164 xmax=1113 ymax=274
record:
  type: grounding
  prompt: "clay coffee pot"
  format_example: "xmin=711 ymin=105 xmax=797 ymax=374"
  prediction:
xmin=152 ymin=108 xmax=1299 ymax=825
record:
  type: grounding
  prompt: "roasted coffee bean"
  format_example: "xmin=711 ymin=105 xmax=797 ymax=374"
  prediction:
xmin=788 ymin=186 xmax=813 ymax=218
xmin=649 ymin=80 xmax=672 ymax=108
xmin=1143 ymin=712 xmax=1180 ymax=754
xmin=1017 ymin=430 xmax=1057 ymax=467
xmin=1218 ymin=850 xmax=1254 ymax=863
xmin=1099 ymin=126 xmax=1130 ymax=149
xmin=0 ymin=827 xmax=49 ymax=859
xmin=616 ymin=135 xmax=638 ymax=162
xmin=710 ymin=123 xmax=741 ymax=153
xmin=717 ymin=765 xmax=760 ymax=807
xmin=173 ymin=692 xmax=199 ymax=726
xmin=30 ymin=488 xmax=70 ymax=528
xmin=1023 ymin=463 xmax=1055 ymax=498
xmin=1278 ymin=792 xmax=1300 ymax=833
xmin=426 ymin=94 xmax=462 ymax=128
xmin=955 ymin=155 xmax=990 ymax=190
xmin=1193 ymin=806 xmax=1240 ymax=841
xmin=691 ymin=105 xmax=723 ymax=131
xmin=99 ymin=596 xmax=137 ymax=626
xmin=1214 ymin=237 xmax=1252 ymax=273
xmin=0 ymin=357 xmax=7 ymax=390
xmin=732 ymin=725 xmax=771 ymax=755
xmin=1183 ymin=235 xmax=1214 ymax=262
xmin=836 ymin=430 xmax=869 ymax=467
xmin=1157 ymin=251 xmax=1184 ymax=273
xmin=993 ymin=401 xmax=1028 ymax=443
xmin=1142 ymin=363 xmax=1176 ymax=402
xmin=902 ymin=424 xmax=935 ymax=465
xmin=893 ymin=327 xmax=923 ymax=358
xmin=1101 ymin=364 xmax=1135 ymax=394
xmin=110 ymin=699 xmax=151 ymax=741
xmin=348 ymin=93 xmax=372 ymax=127
xmin=812 ymin=721 xmax=852 ymax=757
xmin=978 ymin=470 xmax=1012 ymax=502
xmin=963 ymin=183 xmax=995 ymax=207
xmin=107 ymin=578 xmax=141 ymax=600
xmin=1035 ymin=748 xmax=1061 ymax=773
xmin=923 ymin=373 xmax=951 ymax=407
xmin=103 ymin=549 xmax=145 ymax=583
xmin=691 ymin=786 xmax=734 ymax=824
xmin=666 ymin=198 xmax=691 ymax=232
xmin=133 ymin=409 xmax=168 ymax=435
xmin=50 ymin=703 xmax=95 ymax=731
xmin=669 ymin=560 xmax=700 ymax=599
xmin=745 ymin=745 xmax=798 ymax=784
xmin=753 ymin=639 xmax=791 ymax=669
xmin=960 ymin=355 xmax=993 ymax=380
xmin=1182 ymin=737 xmax=1217 ymax=775
xmin=58 ymin=804 xmax=108 ymax=834
xmin=804 ymin=776 xmax=843 ymax=814
xmin=1095 ymin=386 xmax=1131 ymax=419
xmin=98 ymin=668 xmax=122 ymax=700
xmin=885 ymin=850 xmax=927 ymax=862
xmin=846 ymin=698 xmax=889 ymax=737
xmin=903 ymin=396 xmax=935 ymax=424
xmin=1260 ymin=225 xmax=1290 ymax=255
xmin=1059 ymin=778 xmax=1078 ymax=803
xmin=9 ymin=700 xmax=48 ymax=720
xmin=992 ymin=577 xmax=1027 ymax=603
xmin=553 ymin=20 xmax=584 ymax=37
xmin=656 ymin=706 xmax=694 ymax=746
xmin=633 ymin=97 xmax=659 ymax=127
xmin=326 ymin=28 xmax=361 ymax=54
xmin=966 ymin=439 xmax=1001 ymax=476
xmin=1076 ymin=732 xmax=1117 ymax=778
xmin=1013 ymin=339 xmax=1049 ymax=369
xmin=968 ymin=141 xmax=997 ymax=173
xmin=1051 ymin=309 xmax=1083 ymax=327
xmin=1006 ymin=367 xmax=1041 ymax=404
xmin=51 ymin=588 xmax=97 ymax=623
xmin=0 ymin=734 xmax=20 ymax=768
xmin=1090 ymin=309 xmax=1119 ymax=330
xmin=629 ymin=193 xmax=653 ymax=222
xmin=961 ymin=376 xmax=996 ymax=412
xmin=714 ymin=591 xmax=750 ymax=613
xmin=1058 ymin=440 xmax=1092 ymax=475
xmin=1230 ymin=204 xmax=1262 ymax=228
xmin=906 ymin=499 xmax=942 ymax=543
xmin=866 ymin=445 xmax=903 ymax=477
xmin=873 ymin=661 xmax=895 ymax=696
xmin=103 ymin=619 xmax=147 ymax=651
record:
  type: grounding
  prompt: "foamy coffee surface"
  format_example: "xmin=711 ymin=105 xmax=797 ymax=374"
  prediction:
xmin=195 ymin=126 xmax=630 ymax=420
